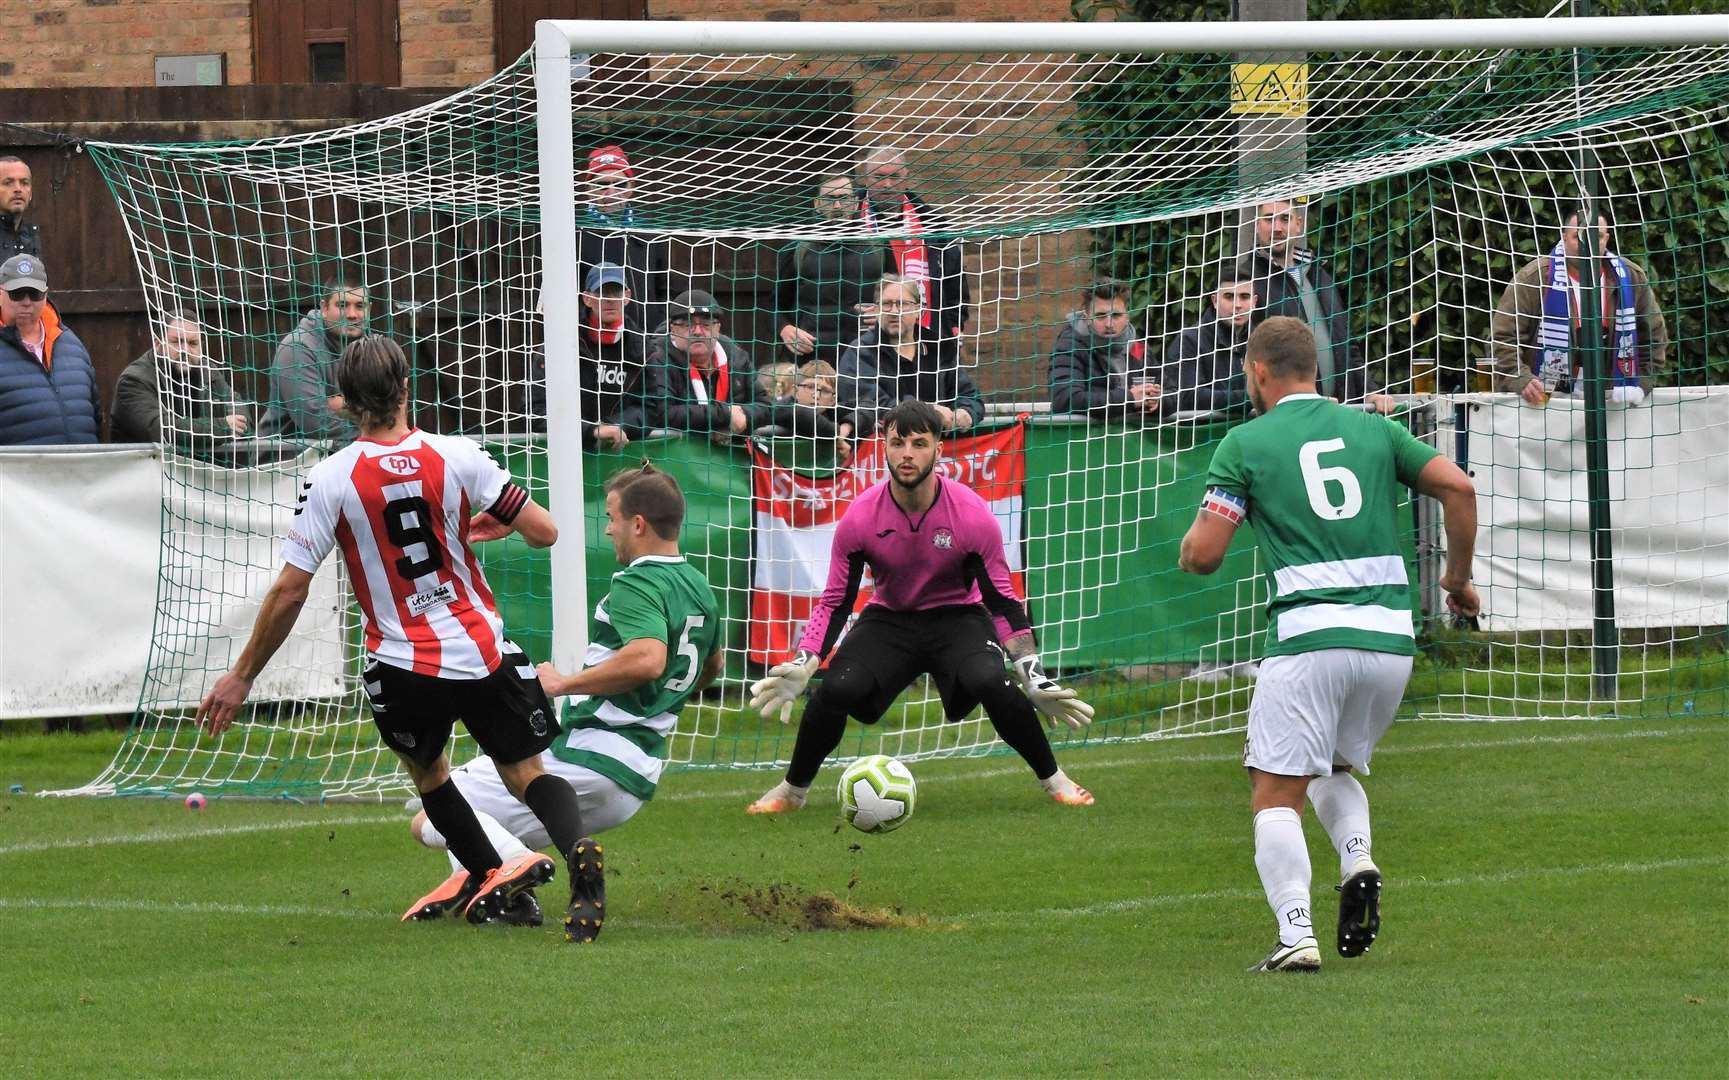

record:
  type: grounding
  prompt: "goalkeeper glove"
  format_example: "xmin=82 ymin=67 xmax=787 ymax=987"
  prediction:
xmin=750 ymin=650 xmax=818 ymax=725
xmin=1011 ymin=655 xmax=1095 ymax=731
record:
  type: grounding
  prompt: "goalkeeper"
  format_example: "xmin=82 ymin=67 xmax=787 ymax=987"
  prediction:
xmin=748 ymin=399 xmax=1095 ymax=813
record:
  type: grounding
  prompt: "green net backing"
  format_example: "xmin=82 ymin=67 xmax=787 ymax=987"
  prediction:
xmin=56 ymin=26 xmax=1729 ymax=798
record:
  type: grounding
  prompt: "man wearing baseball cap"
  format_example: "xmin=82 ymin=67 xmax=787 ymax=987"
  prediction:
xmin=578 ymin=144 xmax=671 ymax=335
xmin=0 ymin=253 xmax=100 ymax=445
xmin=532 ymin=262 xmax=650 ymax=451
xmin=642 ymin=289 xmax=772 ymax=445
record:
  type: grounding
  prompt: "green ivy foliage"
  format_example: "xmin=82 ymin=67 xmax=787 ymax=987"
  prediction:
xmin=1072 ymin=0 xmax=1728 ymax=387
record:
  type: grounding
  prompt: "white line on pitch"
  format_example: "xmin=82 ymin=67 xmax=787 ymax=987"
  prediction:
xmin=0 ymin=896 xmax=391 ymax=921
xmin=661 ymin=723 xmax=1708 ymax=803
xmin=0 ymin=812 xmax=399 ymax=858
xmin=962 ymin=853 xmax=1729 ymax=923
xmin=2 ymin=722 xmax=1712 ymax=859
xmin=3 ymin=853 xmax=1719 ymax=929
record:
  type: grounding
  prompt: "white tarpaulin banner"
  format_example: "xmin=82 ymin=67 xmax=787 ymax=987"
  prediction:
xmin=1468 ymin=386 xmax=1729 ymax=631
xmin=0 ymin=446 xmax=347 ymax=719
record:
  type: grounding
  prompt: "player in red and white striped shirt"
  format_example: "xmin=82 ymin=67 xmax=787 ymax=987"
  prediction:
xmin=198 ymin=336 xmax=607 ymax=942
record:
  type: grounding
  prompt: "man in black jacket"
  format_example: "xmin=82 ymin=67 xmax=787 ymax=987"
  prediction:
xmin=837 ymin=275 xmax=984 ymax=439
xmin=858 ymin=148 xmax=969 ymax=360
xmin=1237 ymin=199 xmax=1394 ymax=413
xmin=1048 ymin=279 xmax=1159 ymax=422
xmin=577 ymin=145 xmax=671 ymax=335
xmin=642 ymin=290 xmax=769 ymax=445
xmin=0 ymin=158 xmax=40 ymax=262
xmin=1160 ymin=274 xmax=1256 ymax=415
xmin=531 ymin=262 xmax=648 ymax=449
xmin=778 ymin=173 xmax=885 ymax=364
xmin=112 ymin=310 xmax=253 ymax=450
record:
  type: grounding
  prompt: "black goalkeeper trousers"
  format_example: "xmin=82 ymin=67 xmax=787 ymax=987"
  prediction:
xmin=783 ymin=606 xmax=1057 ymax=786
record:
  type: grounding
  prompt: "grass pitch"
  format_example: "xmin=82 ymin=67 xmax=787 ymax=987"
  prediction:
xmin=2 ymin=716 xmax=1725 ymax=1078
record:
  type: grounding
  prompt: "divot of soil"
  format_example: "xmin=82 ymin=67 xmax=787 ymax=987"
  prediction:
xmin=697 ymin=878 xmax=928 ymax=931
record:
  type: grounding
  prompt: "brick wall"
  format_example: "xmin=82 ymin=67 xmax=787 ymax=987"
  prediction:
xmin=0 ymin=1 xmax=1080 ymax=89
xmin=399 ymin=0 xmax=496 ymax=87
xmin=0 ymin=0 xmax=253 ymax=88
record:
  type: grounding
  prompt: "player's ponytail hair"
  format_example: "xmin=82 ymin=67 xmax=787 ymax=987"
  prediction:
xmin=605 ymin=461 xmax=685 ymax=540
xmin=337 ymin=335 xmax=410 ymax=430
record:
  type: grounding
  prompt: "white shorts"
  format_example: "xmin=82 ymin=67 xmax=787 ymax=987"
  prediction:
xmin=1243 ymin=649 xmax=1414 ymax=778
xmin=450 ymin=750 xmax=645 ymax=848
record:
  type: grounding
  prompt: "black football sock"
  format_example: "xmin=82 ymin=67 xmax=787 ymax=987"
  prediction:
xmin=523 ymin=773 xmax=586 ymax=855
xmin=785 ymin=700 xmax=849 ymax=788
xmin=420 ymin=779 xmax=502 ymax=877
xmin=982 ymin=692 xmax=1059 ymax=781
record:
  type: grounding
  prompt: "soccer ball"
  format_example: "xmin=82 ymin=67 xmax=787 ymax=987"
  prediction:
xmin=837 ymin=755 xmax=917 ymax=834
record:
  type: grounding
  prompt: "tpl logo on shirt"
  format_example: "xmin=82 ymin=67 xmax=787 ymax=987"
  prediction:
xmin=379 ymin=454 xmax=420 ymax=477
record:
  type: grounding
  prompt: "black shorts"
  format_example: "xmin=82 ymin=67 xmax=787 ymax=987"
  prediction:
xmin=362 ymin=643 xmax=556 ymax=770
xmin=828 ymin=604 xmax=1006 ymax=723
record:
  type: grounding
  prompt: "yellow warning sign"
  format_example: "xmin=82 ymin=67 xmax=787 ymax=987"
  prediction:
xmin=1230 ymin=63 xmax=1310 ymax=118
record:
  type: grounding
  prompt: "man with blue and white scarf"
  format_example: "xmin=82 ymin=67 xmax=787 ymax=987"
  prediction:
xmin=1490 ymin=210 xmax=1668 ymax=407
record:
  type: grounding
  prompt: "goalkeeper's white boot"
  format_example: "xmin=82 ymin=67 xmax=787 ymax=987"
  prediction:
xmin=746 ymin=780 xmax=809 ymax=815
xmin=1248 ymin=936 xmax=1322 ymax=973
xmin=1041 ymin=770 xmax=1095 ymax=807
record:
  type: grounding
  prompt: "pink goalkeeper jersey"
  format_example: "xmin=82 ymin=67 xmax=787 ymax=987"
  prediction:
xmin=797 ymin=474 xmax=1031 ymax=657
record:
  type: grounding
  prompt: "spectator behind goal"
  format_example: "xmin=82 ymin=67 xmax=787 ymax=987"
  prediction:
xmin=777 ymin=172 xmax=885 ymax=364
xmin=1489 ymin=208 xmax=1668 ymax=407
xmin=1237 ymin=198 xmax=1394 ymax=414
xmin=530 ymin=262 xmax=649 ymax=450
xmin=641 ymin=290 xmax=771 ymax=446
xmin=858 ymin=148 xmax=971 ymax=361
xmin=1160 ymin=272 xmax=1256 ymax=415
xmin=112 ymin=309 xmax=253 ymax=451
xmin=0 ymin=156 xmax=41 ymax=261
xmin=837 ymin=275 xmax=984 ymax=440
xmin=579 ymin=144 xmax=670 ymax=335
xmin=1048 ymin=278 xmax=1159 ymax=422
xmin=259 ymin=271 xmax=367 ymax=442
xmin=0 ymin=254 xmax=99 ymax=445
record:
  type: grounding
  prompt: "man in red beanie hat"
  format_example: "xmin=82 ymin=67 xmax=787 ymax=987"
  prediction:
xmin=578 ymin=144 xmax=670 ymax=335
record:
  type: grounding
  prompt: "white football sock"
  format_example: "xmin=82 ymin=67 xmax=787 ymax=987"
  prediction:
xmin=1253 ymin=806 xmax=1314 ymax=946
xmin=761 ymin=779 xmax=809 ymax=807
xmin=1040 ymin=770 xmax=1074 ymax=795
xmin=418 ymin=810 xmax=532 ymax=874
xmin=1308 ymin=770 xmax=1375 ymax=879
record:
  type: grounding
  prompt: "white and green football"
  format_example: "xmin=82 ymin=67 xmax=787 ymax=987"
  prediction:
xmin=837 ymin=754 xmax=917 ymax=834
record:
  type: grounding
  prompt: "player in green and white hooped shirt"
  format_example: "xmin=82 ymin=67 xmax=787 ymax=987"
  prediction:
xmin=1179 ymin=317 xmax=1482 ymax=973
xmin=407 ymin=464 xmax=720 ymax=941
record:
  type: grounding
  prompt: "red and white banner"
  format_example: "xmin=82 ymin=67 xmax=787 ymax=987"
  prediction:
xmin=747 ymin=424 xmax=1026 ymax=664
